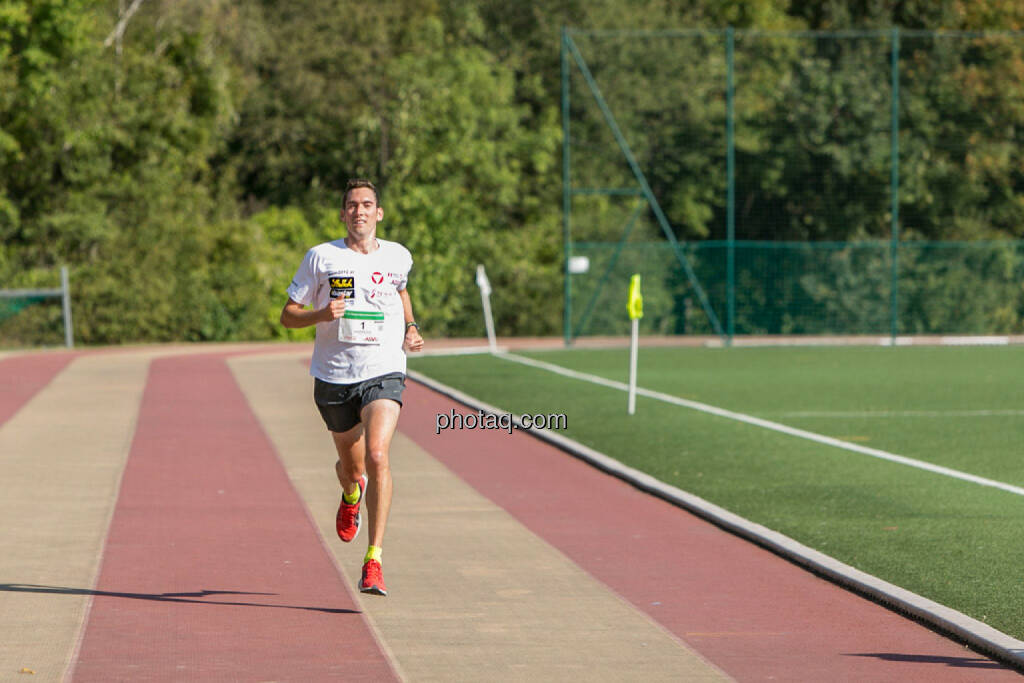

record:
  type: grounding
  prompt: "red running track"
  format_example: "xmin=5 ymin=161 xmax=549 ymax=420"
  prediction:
xmin=399 ymin=381 xmax=1021 ymax=681
xmin=71 ymin=355 xmax=397 ymax=681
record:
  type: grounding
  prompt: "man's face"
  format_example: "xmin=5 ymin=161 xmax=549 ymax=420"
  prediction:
xmin=342 ymin=187 xmax=383 ymax=239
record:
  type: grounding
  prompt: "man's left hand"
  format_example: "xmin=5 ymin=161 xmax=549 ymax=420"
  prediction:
xmin=404 ymin=327 xmax=424 ymax=352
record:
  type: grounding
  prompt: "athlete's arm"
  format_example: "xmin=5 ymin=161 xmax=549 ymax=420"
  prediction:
xmin=399 ymin=289 xmax=424 ymax=352
xmin=280 ymin=297 xmax=346 ymax=329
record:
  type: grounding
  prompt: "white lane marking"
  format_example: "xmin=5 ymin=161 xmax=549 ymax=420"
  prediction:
xmin=780 ymin=409 xmax=1024 ymax=418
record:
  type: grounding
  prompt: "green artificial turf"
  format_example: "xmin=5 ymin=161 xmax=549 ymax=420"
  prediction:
xmin=409 ymin=346 xmax=1024 ymax=639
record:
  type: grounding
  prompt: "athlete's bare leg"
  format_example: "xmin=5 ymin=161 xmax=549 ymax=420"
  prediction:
xmin=331 ymin=424 xmax=365 ymax=499
xmin=358 ymin=398 xmax=401 ymax=549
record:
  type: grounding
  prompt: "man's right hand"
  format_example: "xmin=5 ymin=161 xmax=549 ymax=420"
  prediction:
xmin=321 ymin=298 xmax=347 ymax=322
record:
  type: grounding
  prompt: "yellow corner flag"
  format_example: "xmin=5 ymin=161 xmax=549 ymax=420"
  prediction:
xmin=627 ymin=274 xmax=643 ymax=319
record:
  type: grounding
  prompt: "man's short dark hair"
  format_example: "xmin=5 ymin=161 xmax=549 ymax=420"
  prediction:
xmin=344 ymin=179 xmax=380 ymax=207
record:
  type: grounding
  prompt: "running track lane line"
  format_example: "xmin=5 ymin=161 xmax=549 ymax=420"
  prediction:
xmin=496 ymin=352 xmax=1024 ymax=498
xmin=400 ymin=377 xmax=1024 ymax=680
xmin=70 ymin=354 xmax=398 ymax=682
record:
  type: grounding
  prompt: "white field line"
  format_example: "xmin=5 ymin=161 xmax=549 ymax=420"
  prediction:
xmin=415 ymin=345 xmax=509 ymax=357
xmin=780 ymin=409 xmax=1024 ymax=418
xmin=496 ymin=352 xmax=1024 ymax=498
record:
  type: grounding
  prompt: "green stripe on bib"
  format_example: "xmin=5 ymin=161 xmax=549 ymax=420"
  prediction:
xmin=343 ymin=310 xmax=386 ymax=321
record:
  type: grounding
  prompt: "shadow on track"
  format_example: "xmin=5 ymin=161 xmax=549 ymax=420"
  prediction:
xmin=846 ymin=652 xmax=1013 ymax=670
xmin=0 ymin=583 xmax=358 ymax=614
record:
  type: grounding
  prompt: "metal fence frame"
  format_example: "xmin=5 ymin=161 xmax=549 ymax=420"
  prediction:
xmin=0 ymin=266 xmax=74 ymax=348
xmin=561 ymin=27 xmax=1024 ymax=345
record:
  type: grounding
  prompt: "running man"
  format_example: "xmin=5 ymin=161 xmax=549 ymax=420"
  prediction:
xmin=280 ymin=179 xmax=424 ymax=596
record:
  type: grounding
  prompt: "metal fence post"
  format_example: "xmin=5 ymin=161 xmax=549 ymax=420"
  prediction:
xmin=890 ymin=27 xmax=901 ymax=343
xmin=61 ymin=265 xmax=73 ymax=348
xmin=562 ymin=27 xmax=573 ymax=347
xmin=726 ymin=26 xmax=736 ymax=345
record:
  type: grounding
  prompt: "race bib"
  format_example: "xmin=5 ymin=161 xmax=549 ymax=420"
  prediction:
xmin=338 ymin=310 xmax=385 ymax=345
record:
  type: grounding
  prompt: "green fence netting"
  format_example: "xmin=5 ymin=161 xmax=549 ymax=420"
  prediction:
xmin=0 ymin=294 xmax=65 ymax=348
xmin=563 ymin=28 xmax=1024 ymax=341
xmin=569 ymin=240 xmax=1024 ymax=337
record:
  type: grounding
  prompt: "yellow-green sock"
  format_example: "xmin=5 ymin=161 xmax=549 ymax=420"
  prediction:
xmin=364 ymin=546 xmax=382 ymax=564
xmin=343 ymin=481 xmax=361 ymax=505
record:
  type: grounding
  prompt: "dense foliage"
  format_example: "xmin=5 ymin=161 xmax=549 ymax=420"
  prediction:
xmin=2 ymin=1 xmax=1023 ymax=345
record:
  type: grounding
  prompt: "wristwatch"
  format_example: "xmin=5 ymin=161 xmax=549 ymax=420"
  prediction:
xmin=405 ymin=321 xmax=420 ymax=331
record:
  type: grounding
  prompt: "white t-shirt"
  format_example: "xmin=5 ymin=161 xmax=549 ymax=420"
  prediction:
xmin=287 ymin=238 xmax=412 ymax=384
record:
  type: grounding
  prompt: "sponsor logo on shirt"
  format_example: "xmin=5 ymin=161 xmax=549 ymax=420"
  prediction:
xmin=371 ymin=272 xmax=384 ymax=285
xmin=365 ymin=286 xmax=399 ymax=301
xmin=329 ymin=275 xmax=355 ymax=300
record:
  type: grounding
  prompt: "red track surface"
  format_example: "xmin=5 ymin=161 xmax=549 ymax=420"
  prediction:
xmin=71 ymin=355 xmax=396 ymax=681
xmin=0 ymin=352 xmax=75 ymax=427
xmin=400 ymin=381 xmax=1021 ymax=681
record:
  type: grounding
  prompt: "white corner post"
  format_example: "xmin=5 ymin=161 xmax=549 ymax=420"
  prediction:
xmin=628 ymin=317 xmax=639 ymax=415
xmin=626 ymin=273 xmax=642 ymax=415
xmin=476 ymin=264 xmax=498 ymax=354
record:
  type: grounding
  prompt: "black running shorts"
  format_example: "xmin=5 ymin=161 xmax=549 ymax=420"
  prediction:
xmin=313 ymin=372 xmax=406 ymax=433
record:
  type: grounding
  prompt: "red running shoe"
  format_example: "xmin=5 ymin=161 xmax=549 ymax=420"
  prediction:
xmin=360 ymin=559 xmax=387 ymax=596
xmin=336 ymin=474 xmax=367 ymax=543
